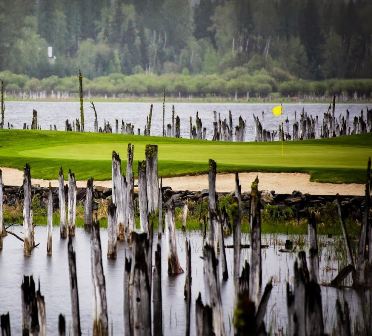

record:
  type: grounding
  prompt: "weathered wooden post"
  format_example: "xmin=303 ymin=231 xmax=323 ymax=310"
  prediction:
xmin=58 ymin=314 xmax=66 ymax=336
xmin=91 ymin=220 xmax=108 ymax=335
xmin=47 ymin=183 xmax=53 ymax=256
xmin=58 ymin=167 xmax=67 ymax=239
xmin=0 ymin=169 xmax=4 ymax=238
xmin=68 ymin=237 xmax=82 ymax=336
xmin=153 ymin=243 xmax=162 ymax=336
xmin=138 ymin=160 xmax=149 ymax=233
xmin=23 ymin=164 xmax=34 ymax=256
xmin=31 ymin=109 xmax=38 ymax=130
xmin=145 ymin=144 xmax=159 ymax=213
xmin=308 ymin=212 xmax=320 ymax=284
xmin=68 ymin=170 xmax=77 ymax=237
xmin=128 ymin=232 xmax=151 ymax=336
xmin=126 ymin=144 xmax=135 ymax=238
xmin=21 ymin=275 xmax=40 ymax=334
xmin=184 ymin=239 xmax=192 ymax=336
xmin=166 ymin=202 xmax=184 ymax=275
xmin=112 ymin=151 xmax=126 ymax=241
xmin=249 ymin=177 xmax=262 ymax=305
xmin=0 ymin=312 xmax=11 ymax=336
xmin=78 ymin=70 xmax=84 ymax=132
xmin=84 ymin=178 xmax=94 ymax=232
xmin=195 ymin=293 xmax=214 ymax=336
xmin=107 ymin=202 xmax=117 ymax=259
xmin=203 ymin=244 xmax=225 ymax=335
xmin=158 ymin=178 xmax=163 ymax=239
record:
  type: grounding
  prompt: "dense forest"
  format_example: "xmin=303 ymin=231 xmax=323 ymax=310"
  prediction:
xmin=0 ymin=0 xmax=372 ymax=98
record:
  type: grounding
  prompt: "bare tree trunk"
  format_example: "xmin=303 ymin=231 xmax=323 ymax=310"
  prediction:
xmin=158 ymin=178 xmax=163 ymax=239
xmin=47 ymin=183 xmax=53 ymax=256
xmin=232 ymin=196 xmax=241 ymax=291
xmin=58 ymin=314 xmax=66 ymax=336
xmin=58 ymin=167 xmax=67 ymax=239
xmin=138 ymin=161 xmax=149 ymax=233
xmin=78 ymin=70 xmax=84 ymax=132
xmin=182 ymin=201 xmax=188 ymax=231
xmin=195 ymin=293 xmax=214 ymax=336
xmin=126 ymin=144 xmax=135 ymax=238
xmin=23 ymin=164 xmax=34 ymax=256
xmin=0 ymin=80 xmax=5 ymax=129
xmin=0 ymin=169 xmax=4 ymax=237
xmin=91 ymin=220 xmax=108 ymax=335
xmin=203 ymin=244 xmax=225 ymax=335
xmin=112 ymin=151 xmax=126 ymax=241
xmin=145 ymin=145 xmax=159 ymax=213
xmin=153 ymin=243 xmax=162 ymax=336
xmin=84 ymin=178 xmax=94 ymax=232
xmin=107 ymin=202 xmax=117 ymax=259
xmin=36 ymin=289 xmax=46 ymax=336
xmin=308 ymin=212 xmax=319 ymax=282
xmin=336 ymin=197 xmax=354 ymax=266
xmin=0 ymin=313 xmax=11 ymax=336
xmin=129 ymin=232 xmax=151 ymax=336
xmin=166 ymin=202 xmax=184 ymax=275
xmin=124 ymin=255 xmax=131 ymax=335
xmin=219 ymin=216 xmax=228 ymax=281
xmin=68 ymin=170 xmax=77 ymax=237
xmin=21 ymin=275 xmax=39 ymax=334
xmin=68 ymin=238 xmax=81 ymax=336
xmin=208 ymin=160 xmax=218 ymax=253
xmin=184 ymin=239 xmax=192 ymax=336
xmin=249 ymin=177 xmax=261 ymax=305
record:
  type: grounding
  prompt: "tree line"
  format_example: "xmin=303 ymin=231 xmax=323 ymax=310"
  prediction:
xmin=0 ymin=0 xmax=371 ymax=83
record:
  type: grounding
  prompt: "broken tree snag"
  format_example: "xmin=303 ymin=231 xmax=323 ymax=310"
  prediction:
xmin=235 ymin=172 xmax=241 ymax=203
xmin=123 ymin=255 xmax=131 ymax=335
xmin=195 ymin=293 xmax=214 ymax=336
xmin=58 ymin=167 xmax=67 ymax=239
xmin=126 ymin=144 xmax=135 ymax=237
xmin=153 ymin=243 xmax=162 ymax=336
xmin=84 ymin=177 xmax=94 ymax=232
xmin=58 ymin=314 xmax=66 ymax=336
xmin=145 ymin=144 xmax=159 ymax=213
xmin=255 ymin=280 xmax=273 ymax=330
xmin=219 ymin=213 xmax=228 ymax=281
xmin=91 ymin=102 xmax=98 ymax=132
xmin=231 ymin=197 xmax=241 ymax=289
xmin=336 ymin=196 xmax=354 ymax=267
xmin=107 ymin=202 xmax=117 ymax=259
xmin=208 ymin=159 xmax=217 ymax=212
xmin=184 ymin=239 xmax=192 ymax=336
xmin=47 ymin=183 xmax=53 ymax=256
xmin=249 ymin=177 xmax=262 ymax=305
xmin=366 ymin=157 xmax=372 ymax=263
xmin=308 ymin=212 xmax=319 ymax=282
xmin=334 ymin=299 xmax=351 ymax=336
xmin=31 ymin=109 xmax=38 ymax=129
xmin=208 ymin=159 xmax=218 ymax=253
xmin=36 ymin=286 xmax=46 ymax=336
xmin=158 ymin=178 xmax=163 ymax=239
xmin=21 ymin=275 xmax=39 ymax=334
xmin=67 ymin=170 xmax=77 ymax=237
xmin=182 ymin=200 xmax=188 ymax=231
xmin=78 ymin=69 xmax=84 ymax=132
xmin=0 ymin=79 xmax=4 ymax=129
xmin=23 ymin=164 xmax=34 ymax=256
xmin=0 ymin=169 xmax=5 ymax=238
xmin=112 ymin=151 xmax=126 ymax=241
xmin=0 ymin=312 xmax=11 ymax=336
xmin=203 ymin=244 xmax=225 ymax=335
xmin=68 ymin=237 xmax=82 ymax=336
xmin=330 ymin=264 xmax=355 ymax=287
xmin=128 ymin=232 xmax=151 ymax=336
xmin=138 ymin=160 xmax=149 ymax=233
xmin=166 ymin=201 xmax=184 ymax=275
xmin=91 ymin=220 xmax=109 ymax=335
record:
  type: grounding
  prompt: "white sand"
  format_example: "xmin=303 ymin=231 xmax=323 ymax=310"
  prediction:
xmin=0 ymin=167 xmax=363 ymax=195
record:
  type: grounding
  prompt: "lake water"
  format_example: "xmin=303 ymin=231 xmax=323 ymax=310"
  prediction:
xmin=4 ymin=102 xmax=371 ymax=141
xmin=0 ymin=226 xmax=368 ymax=334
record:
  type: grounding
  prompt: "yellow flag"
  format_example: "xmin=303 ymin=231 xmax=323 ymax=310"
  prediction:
xmin=272 ymin=105 xmax=283 ymax=117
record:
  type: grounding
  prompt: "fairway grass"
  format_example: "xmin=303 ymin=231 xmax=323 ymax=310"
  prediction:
xmin=0 ymin=130 xmax=371 ymax=183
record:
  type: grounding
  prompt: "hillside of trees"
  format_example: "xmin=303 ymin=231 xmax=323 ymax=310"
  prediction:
xmin=0 ymin=0 xmax=371 ymax=98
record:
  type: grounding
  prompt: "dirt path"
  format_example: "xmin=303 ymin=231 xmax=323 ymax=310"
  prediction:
xmin=0 ymin=167 xmax=363 ymax=195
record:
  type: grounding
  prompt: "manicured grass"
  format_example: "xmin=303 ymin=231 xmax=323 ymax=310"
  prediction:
xmin=0 ymin=129 xmax=371 ymax=183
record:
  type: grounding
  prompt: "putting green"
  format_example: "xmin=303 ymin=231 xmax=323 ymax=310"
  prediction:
xmin=0 ymin=129 xmax=371 ymax=183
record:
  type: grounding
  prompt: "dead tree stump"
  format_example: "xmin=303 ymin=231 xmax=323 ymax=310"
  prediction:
xmin=68 ymin=237 xmax=81 ymax=336
xmin=308 ymin=212 xmax=319 ymax=282
xmin=129 ymin=232 xmax=151 ymax=336
xmin=145 ymin=144 xmax=159 ymax=213
xmin=112 ymin=151 xmax=126 ymax=241
xmin=153 ymin=243 xmax=162 ymax=336
xmin=232 ymin=196 xmax=241 ymax=291
xmin=184 ymin=239 xmax=192 ymax=336
xmin=58 ymin=167 xmax=67 ymax=239
xmin=124 ymin=255 xmax=132 ymax=334
xmin=138 ymin=160 xmax=149 ymax=233
xmin=58 ymin=314 xmax=66 ymax=336
xmin=67 ymin=170 xmax=77 ymax=237
xmin=195 ymin=293 xmax=214 ymax=336
xmin=0 ymin=169 xmax=4 ymax=238
xmin=91 ymin=220 xmax=108 ymax=335
xmin=126 ymin=144 xmax=135 ymax=238
xmin=166 ymin=202 xmax=183 ymax=275
xmin=84 ymin=177 xmax=94 ymax=232
xmin=47 ymin=183 xmax=53 ymax=256
xmin=107 ymin=202 xmax=117 ymax=259
xmin=23 ymin=164 xmax=34 ymax=256
xmin=203 ymin=244 xmax=225 ymax=335
xmin=158 ymin=178 xmax=163 ymax=239
xmin=0 ymin=313 xmax=11 ymax=336
xmin=21 ymin=275 xmax=40 ymax=334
